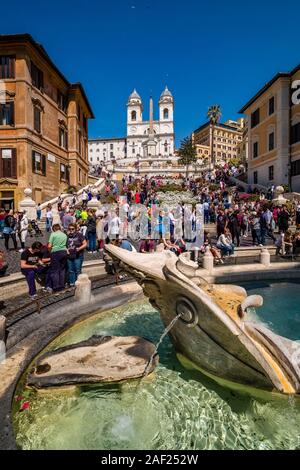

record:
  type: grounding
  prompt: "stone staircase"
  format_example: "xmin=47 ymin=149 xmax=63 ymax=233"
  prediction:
xmin=39 ymin=177 xmax=105 ymax=223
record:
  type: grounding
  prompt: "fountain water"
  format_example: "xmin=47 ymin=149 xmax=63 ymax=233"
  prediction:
xmin=143 ymin=311 xmax=183 ymax=378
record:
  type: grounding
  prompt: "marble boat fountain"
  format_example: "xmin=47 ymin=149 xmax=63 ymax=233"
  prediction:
xmin=105 ymin=244 xmax=300 ymax=396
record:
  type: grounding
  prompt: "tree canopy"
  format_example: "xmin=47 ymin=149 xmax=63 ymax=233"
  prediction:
xmin=207 ymin=105 xmax=222 ymax=125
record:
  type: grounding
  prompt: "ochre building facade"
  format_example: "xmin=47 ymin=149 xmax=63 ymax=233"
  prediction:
xmin=0 ymin=34 xmax=94 ymax=210
xmin=240 ymin=63 xmax=300 ymax=191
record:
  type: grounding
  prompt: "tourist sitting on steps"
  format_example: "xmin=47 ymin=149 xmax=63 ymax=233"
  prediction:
xmin=216 ymin=228 xmax=235 ymax=257
xmin=20 ymin=241 xmax=51 ymax=299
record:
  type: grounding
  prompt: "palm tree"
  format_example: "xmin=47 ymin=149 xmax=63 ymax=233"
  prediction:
xmin=177 ymin=136 xmax=197 ymax=179
xmin=207 ymin=105 xmax=222 ymax=168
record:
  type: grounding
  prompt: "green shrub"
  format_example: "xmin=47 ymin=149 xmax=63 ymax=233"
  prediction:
xmin=64 ymin=185 xmax=77 ymax=194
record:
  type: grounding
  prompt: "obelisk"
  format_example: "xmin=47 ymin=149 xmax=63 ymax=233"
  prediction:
xmin=147 ymin=96 xmax=156 ymax=157
xmin=149 ymin=96 xmax=154 ymax=134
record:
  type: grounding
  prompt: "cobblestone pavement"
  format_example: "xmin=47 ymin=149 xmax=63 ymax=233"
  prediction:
xmin=2 ymin=274 xmax=131 ymax=326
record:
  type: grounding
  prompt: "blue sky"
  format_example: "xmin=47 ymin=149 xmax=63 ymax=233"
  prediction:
xmin=2 ymin=0 xmax=300 ymax=145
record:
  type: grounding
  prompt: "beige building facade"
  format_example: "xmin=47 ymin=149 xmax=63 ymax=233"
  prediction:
xmin=0 ymin=34 xmax=94 ymax=210
xmin=240 ymin=63 xmax=300 ymax=191
xmin=192 ymin=118 xmax=245 ymax=166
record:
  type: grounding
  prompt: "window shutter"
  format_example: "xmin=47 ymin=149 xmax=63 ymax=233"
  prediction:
xmin=42 ymin=154 xmax=46 ymax=176
xmin=11 ymin=148 xmax=17 ymax=178
xmin=0 ymin=149 xmax=2 ymax=178
xmin=32 ymin=151 xmax=35 ymax=173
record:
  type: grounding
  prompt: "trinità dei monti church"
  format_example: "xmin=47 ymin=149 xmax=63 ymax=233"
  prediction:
xmin=88 ymin=87 xmax=175 ymax=166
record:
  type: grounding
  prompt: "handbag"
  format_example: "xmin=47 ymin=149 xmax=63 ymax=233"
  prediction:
xmin=3 ymin=227 xmax=12 ymax=235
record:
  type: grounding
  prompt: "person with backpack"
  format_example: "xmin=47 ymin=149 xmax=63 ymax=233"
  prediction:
xmin=3 ymin=210 xmax=18 ymax=251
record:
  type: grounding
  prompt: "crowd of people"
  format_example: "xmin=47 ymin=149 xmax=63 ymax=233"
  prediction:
xmin=1 ymin=166 xmax=300 ymax=298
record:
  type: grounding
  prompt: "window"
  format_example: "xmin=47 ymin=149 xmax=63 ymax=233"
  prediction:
xmin=163 ymin=108 xmax=169 ymax=119
xmin=291 ymin=159 xmax=300 ymax=176
xmin=291 ymin=123 xmax=300 ymax=144
xmin=254 ymin=171 xmax=258 ymax=184
xmin=110 ymin=143 xmax=113 ymax=150
xmin=59 ymin=127 xmax=68 ymax=149
xmin=269 ymin=131 xmax=275 ymax=151
xmin=57 ymin=90 xmax=67 ymax=112
xmin=77 ymin=104 xmax=81 ymax=121
xmin=110 ymin=152 xmax=113 ymax=157
xmin=31 ymin=61 xmax=43 ymax=91
xmin=131 ymin=110 xmax=136 ymax=121
xmin=269 ymin=96 xmax=275 ymax=115
xmin=34 ymin=106 xmax=41 ymax=133
xmin=32 ymin=151 xmax=46 ymax=175
xmin=251 ymin=108 xmax=260 ymax=128
xmin=0 ymin=102 xmax=14 ymax=126
xmin=0 ymin=148 xmax=17 ymax=178
xmin=253 ymin=141 xmax=259 ymax=158
xmin=268 ymin=165 xmax=274 ymax=181
xmin=0 ymin=56 xmax=15 ymax=79
xmin=132 ymin=148 xmax=135 ymax=154
xmin=60 ymin=163 xmax=66 ymax=180
xmin=79 ymin=168 xmax=81 ymax=182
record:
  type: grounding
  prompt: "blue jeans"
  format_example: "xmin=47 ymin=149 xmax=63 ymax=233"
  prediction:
xmin=218 ymin=243 xmax=235 ymax=256
xmin=87 ymin=232 xmax=97 ymax=251
xmin=204 ymin=210 xmax=209 ymax=224
xmin=46 ymin=218 xmax=53 ymax=232
xmin=67 ymin=256 xmax=83 ymax=285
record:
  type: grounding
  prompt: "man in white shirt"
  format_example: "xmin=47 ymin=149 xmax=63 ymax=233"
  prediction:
xmin=108 ymin=211 xmax=121 ymax=240
xmin=18 ymin=210 xmax=29 ymax=252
